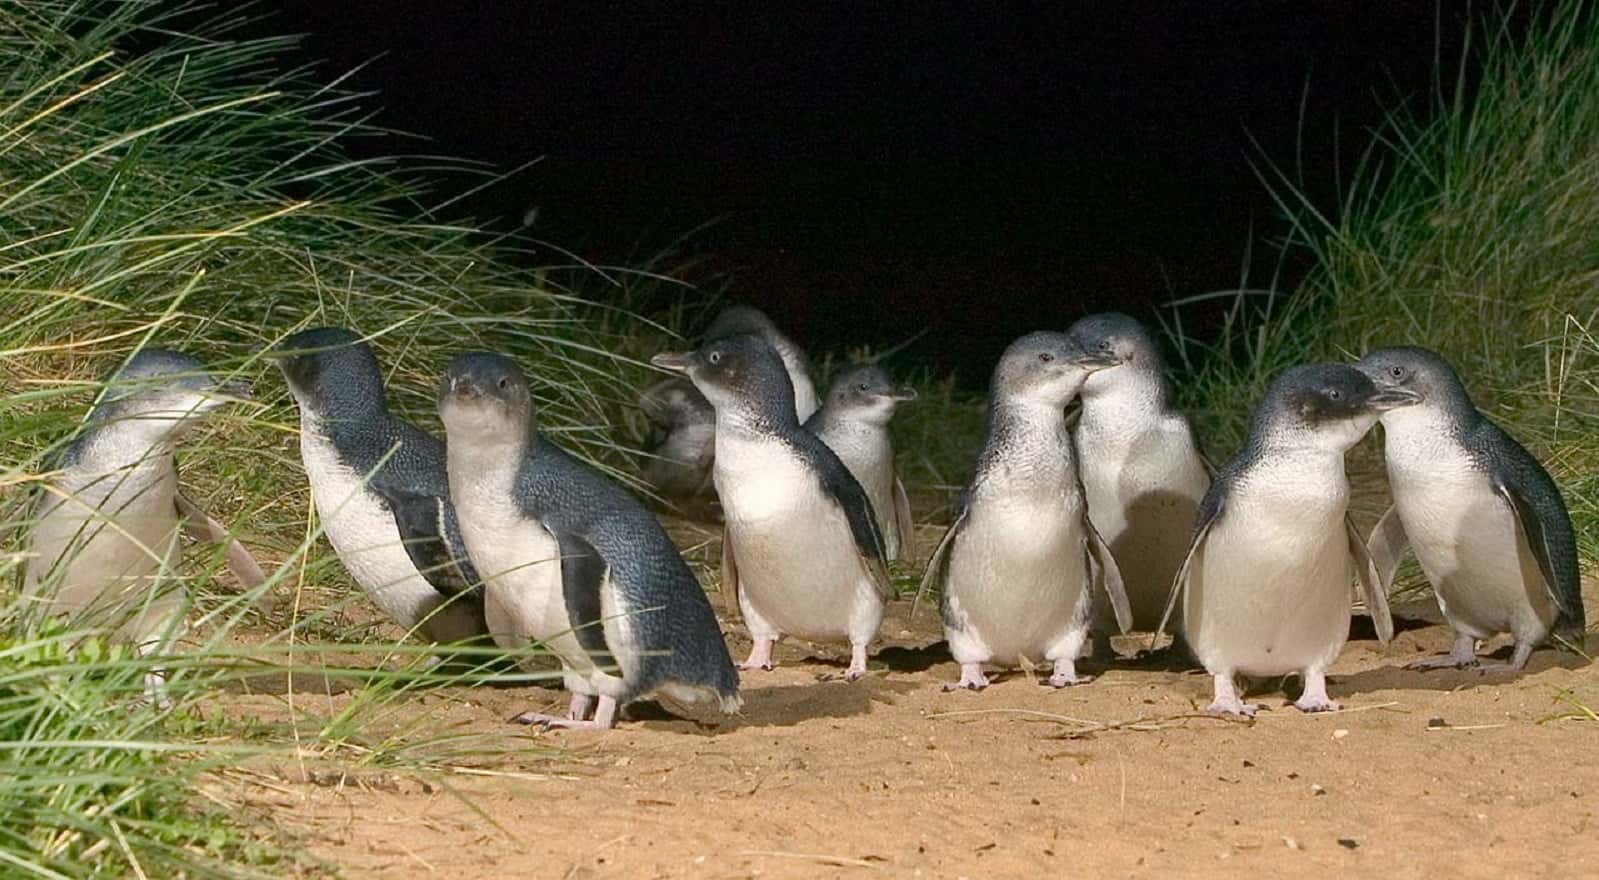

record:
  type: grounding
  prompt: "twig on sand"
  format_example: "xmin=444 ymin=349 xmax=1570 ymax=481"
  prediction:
xmin=926 ymin=707 xmax=1240 ymax=738
xmin=741 ymin=850 xmax=882 ymax=869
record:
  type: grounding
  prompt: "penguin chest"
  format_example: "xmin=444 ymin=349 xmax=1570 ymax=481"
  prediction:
xmin=943 ymin=489 xmax=1092 ymax=665
xmin=299 ymin=430 xmax=439 ymax=630
xmin=716 ymin=437 xmax=878 ymax=642
xmin=26 ymin=462 xmax=183 ymax=630
xmin=826 ymin=433 xmax=898 ymax=555
xmin=1185 ymin=478 xmax=1352 ymax=677
xmin=1387 ymin=446 xmax=1552 ymax=640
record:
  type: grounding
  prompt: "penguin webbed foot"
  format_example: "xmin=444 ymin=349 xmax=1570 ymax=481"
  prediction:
xmin=1293 ymin=695 xmax=1341 ymax=713
xmin=1045 ymin=658 xmax=1092 ymax=688
xmin=1407 ymin=633 xmax=1480 ymax=671
xmin=1205 ymin=697 xmax=1260 ymax=719
xmin=739 ymin=639 xmax=777 ymax=672
xmin=842 ymin=643 xmax=870 ymax=682
xmin=944 ymin=663 xmax=989 ymax=691
xmin=509 ymin=694 xmax=617 ymax=731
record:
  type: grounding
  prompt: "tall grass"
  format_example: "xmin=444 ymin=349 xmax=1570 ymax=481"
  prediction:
xmin=1168 ymin=2 xmax=1599 ymax=566
xmin=0 ymin=1 xmax=673 ymax=874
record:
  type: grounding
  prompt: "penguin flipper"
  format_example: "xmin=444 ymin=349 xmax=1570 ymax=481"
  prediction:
xmin=553 ymin=530 xmax=615 ymax=667
xmin=174 ymin=491 xmax=266 ymax=591
xmin=1085 ymin=518 xmax=1132 ymax=634
xmin=1492 ymin=473 xmax=1584 ymax=626
xmin=912 ymin=506 xmax=966 ymax=622
xmin=1366 ymin=505 xmax=1410 ymax=597
xmin=374 ymin=487 xmax=481 ymax=598
xmin=892 ymin=476 xmax=914 ymax=562
xmin=1345 ymin=513 xmax=1393 ymax=646
xmin=720 ymin=524 xmax=743 ymax=621
xmin=1154 ymin=480 xmax=1227 ymax=648
xmin=807 ymin=442 xmax=893 ymax=600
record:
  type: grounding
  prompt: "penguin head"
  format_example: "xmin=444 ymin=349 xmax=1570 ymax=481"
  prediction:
xmin=438 ymin=352 xmax=535 ymax=445
xmin=1355 ymin=346 xmax=1473 ymax=424
xmin=1066 ymin=312 xmax=1165 ymax=394
xmin=821 ymin=364 xmax=917 ymax=426
xmin=1253 ymin=363 xmax=1404 ymax=451
xmin=703 ymin=305 xmax=780 ymax=343
xmin=638 ymin=377 xmax=713 ymax=429
xmin=92 ymin=349 xmax=252 ymax=439
xmin=651 ymin=334 xmax=796 ymax=424
xmin=991 ymin=331 xmax=1109 ymax=407
xmin=272 ymin=327 xmax=387 ymax=416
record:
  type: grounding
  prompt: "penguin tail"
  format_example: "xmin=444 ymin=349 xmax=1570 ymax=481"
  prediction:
xmin=1552 ymin=612 xmax=1588 ymax=655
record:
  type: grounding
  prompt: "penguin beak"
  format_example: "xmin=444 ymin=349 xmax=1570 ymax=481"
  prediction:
xmin=447 ymin=374 xmax=486 ymax=400
xmin=651 ymin=352 xmax=697 ymax=374
xmin=218 ymin=378 xmax=255 ymax=402
xmin=1368 ymin=387 xmax=1422 ymax=411
xmin=1074 ymin=350 xmax=1122 ymax=370
xmin=889 ymin=385 xmax=919 ymax=402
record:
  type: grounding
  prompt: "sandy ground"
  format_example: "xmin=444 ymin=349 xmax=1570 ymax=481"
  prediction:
xmin=209 ymin=500 xmax=1599 ymax=880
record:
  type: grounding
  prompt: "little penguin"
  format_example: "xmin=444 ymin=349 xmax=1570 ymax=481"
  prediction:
xmin=439 ymin=352 xmax=740 ymax=729
xmin=914 ymin=331 xmax=1133 ymax=690
xmin=274 ymin=328 xmax=486 ymax=645
xmin=1356 ymin=346 xmax=1586 ymax=671
xmin=635 ymin=376 xmax=717 ymax=507
xmin=703 ymin=305 xmax=819 ymax=421
xmin=1065 ymin=312 xmax=1211 ymax=648
xmin=1157 ymin=363 xmax=1402 ymax=717
xmin=805 ymin=364 xmax=917 ymax=562
xmin=24 ymin=349 xmax=263 ymax=706
xmin=652 ymin=334 xmax=893 ymax=680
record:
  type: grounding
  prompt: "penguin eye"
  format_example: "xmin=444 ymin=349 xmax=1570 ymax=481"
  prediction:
xmin=1327 ymin=388 xmax=1342 ymax=401
xmin=1038 ymin=352 xmax=1055 ymax=363
xmin=1389 ymin=365 xmax=1404 ymax=379
xmin=708 ymin=351 xmax=722 ymax=365
xmin=857 ymin=382 xmax=869 ymax=392
xmin=1098 ymin=340 xmax=1112 ymax=351
xmin=496 ymin=377 xmax=509 ymax=391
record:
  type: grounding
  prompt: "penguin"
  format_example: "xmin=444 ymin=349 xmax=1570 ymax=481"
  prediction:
xmin=1157 ymin=364 xmax=1401 ymax=717
xmin=274 ymin=328 xmax=486 ymax=645
xmin=1065 ymin=312 xmax=1211 ymax=648
xmin=1356 ymin=346 xmax=1586 ymax=671
xmin=913 ymin=332 xmax=1133 ymax=690
xmin=703 ymin=305 xmax=819 ymax=421
xmin=805 ymin=364 xmax=917 ymax=562
xmin=651 ymin=334 xmax=892 ymax=680
xmin=635 ymin=376 xmax=717 ymax=508
xmin=24 ymin=349 xmax=263 ymax=706
xmin=439 ymin=352 xmax=740 ymax=729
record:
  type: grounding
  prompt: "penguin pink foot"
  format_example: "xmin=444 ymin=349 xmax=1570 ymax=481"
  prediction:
xmin=740 ymin=638 xmax=776 ymax=671
xmin=1293 ymin=670 xmax=1340 ymax=713
xmin=511 ymin=695 xmax=618 ymax=731
xmin=1407 ymin=634 xmax=1479 ymax=670
xmin=943 ymin=663 xmax=989 ymax=692
xmin=1045 ymin=657 xmax=1091 ymax=688
xmin=843 ymin=643 xmax=869 ymax=681
xmin=1206 ymin=674 xmax=1260 ymax=718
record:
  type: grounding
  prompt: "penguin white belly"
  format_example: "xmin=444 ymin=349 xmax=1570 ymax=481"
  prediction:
xmin=1389 ymin=453 xmax=1553 ymax=642
xmin=1079 ymin=418 xmax=1208 ymax=629
xmin=944 ymin=495 xmax=1091 ymax=666
xmin=1185 ymin=497 xmax=1352 ymax=678
xmin=718 ymin=437 xmax=880 ymax=644
xmin=26 ymin=464 xmax=184 ymax=643
xmin=300 ymin=430 xmax=450 ymax=632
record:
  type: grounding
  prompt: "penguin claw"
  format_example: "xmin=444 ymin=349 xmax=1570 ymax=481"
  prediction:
xmin=1205 ymin=699 xmax=1259 ymax=719
xmin=1293 ymin=696 xmax=1341 ymax=713
xmin=1045 ymin=671 xmax=1093 ymax=688
xmin=942 ymin=680 xmax=985 ymax=692
xmin=738 ymin=661 xmax=775 ymax=672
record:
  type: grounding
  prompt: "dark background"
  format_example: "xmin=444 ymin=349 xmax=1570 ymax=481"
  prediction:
xmin=252 ymin=2 xmax=1477 ymax=381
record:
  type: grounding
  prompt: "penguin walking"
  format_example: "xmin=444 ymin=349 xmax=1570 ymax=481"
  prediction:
xmin=1065 ymin=313 xmax=1210 ymax=647
xmin=439 ymin=353 xmax=740 ymax=729
xmin=703 ymin=305 xmax=819 ymax=421
xmin=806 ymin=364 xmax=917 ymax=562
xmin=1158 ymin=364 xmax=1401 ymax=717
xmin=274 ymin=328 xmax=486 ymax=645
xmin=635 ymin=377 xmax=717 ymax=508
xmin=914 ymin=332 xmax=1133 ymax=690
xmin=652 ymin=334 xmax=892 ymax=680
xmin=1356 ymin=346 xmax=1586 ymax=671
xmin=24 ymin=349 xmax=263 ymax=706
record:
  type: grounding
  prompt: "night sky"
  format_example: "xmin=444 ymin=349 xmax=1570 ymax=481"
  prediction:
xmin=254 ymin=2 xmax=1475 ymax=380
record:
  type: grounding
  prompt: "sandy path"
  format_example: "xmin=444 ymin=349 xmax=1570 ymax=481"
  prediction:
xmin=222 ymin=566 xmax=1599 ymax=879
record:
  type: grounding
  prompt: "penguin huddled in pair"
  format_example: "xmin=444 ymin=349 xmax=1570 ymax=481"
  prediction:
xmin=24 ymin=350 xmax=264 ymax=707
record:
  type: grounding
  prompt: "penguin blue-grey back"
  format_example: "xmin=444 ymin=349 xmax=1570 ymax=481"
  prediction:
xmin=439 ymin=351 xmax=739 ymax=730
xmin=1066 ymin=312 xmax=1211 ymax=651
xmin=275 ymin=327 xmax=486 ymax=645
xmin=653 ymin=334 xmax=891 ymax=680
xmin=24 ymin=348 xmax=261 ymax=707
xmin=1357 ymin=346 xmax=1584 ymax=672
xmin=806 ymin=364 xmax=917 ymax=562
xmin=916 ymin=331 xmax=1132 ymax=691
xmin=1160 ymin=363 xmax=1401 ymax=717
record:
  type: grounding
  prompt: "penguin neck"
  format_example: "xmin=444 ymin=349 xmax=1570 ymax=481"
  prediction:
xmin=1378 ymin=402 xmax=1475 ymax=460
xmin=74 ymin=421 xmax=179 ymax=476
xmin=716 ymin=397 xmax=799 ymax=440
xmin=979 ymin=397 xmax=1074 ymax=477
xmin=1080 ymin=366 xmax=1169 ymax=422
xmin=446 ymin=422 xmax=531 ymax=506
